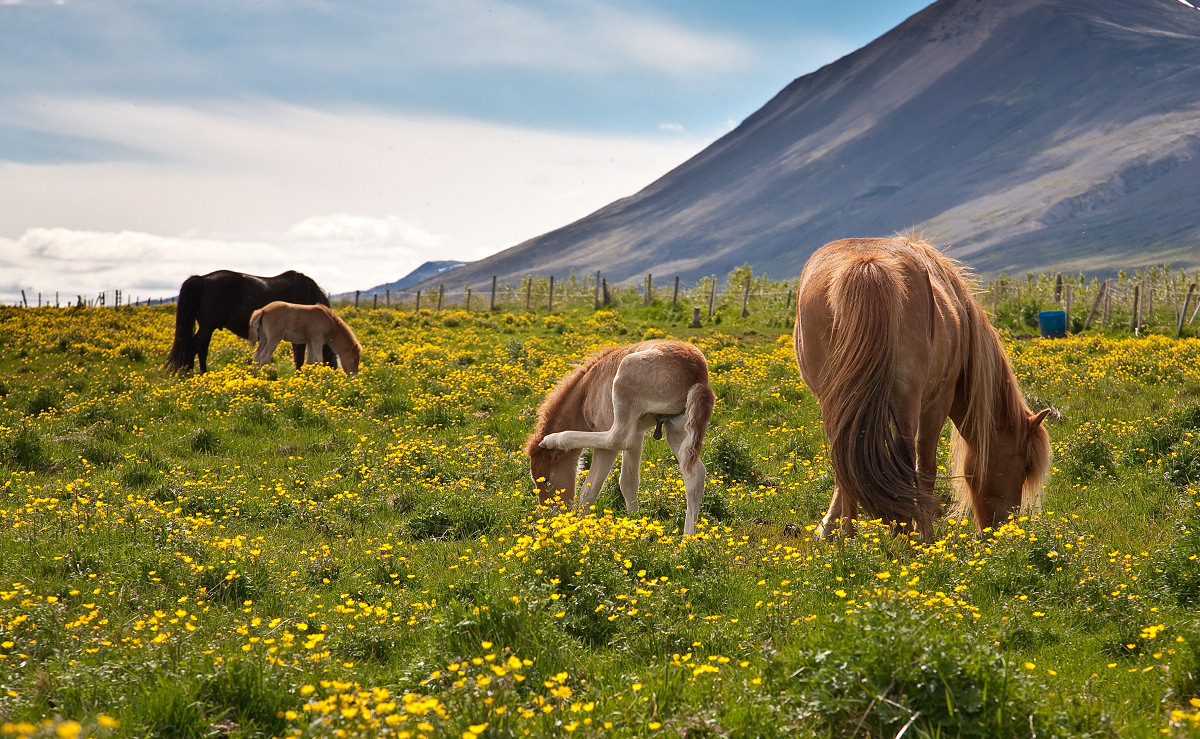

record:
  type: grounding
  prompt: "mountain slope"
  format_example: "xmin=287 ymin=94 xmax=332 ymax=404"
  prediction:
xmin=425 ymin=0 xmax=1200 ymax=290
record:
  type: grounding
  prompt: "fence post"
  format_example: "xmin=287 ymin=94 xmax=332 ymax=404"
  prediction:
xmin=437 ymin=284 xmax=444 ymax=311
xmin=593 ymin=271 xmax=601 ymax=309
xmin=490 ymin=276 xmax=497 ymax=311
xmin=525 ymin=278 xmax=532 ymax=312
xmin=672 ymin=276 xmax=680 ymax=311
xmin=1053 ymin=274 xmax=1062 ymax=303
xmin=707 ymin=275 xmax=717 ymax=319
xmin=466 ymin=288 xmax=472 ymax=311
xmin=548 ymin=276 xmax=555 ymax=312
xmin=416 ymin=289 xmax=422 ymax=311
xmin=740 ymin=275 xmax=751 ymax=317
xmin=1065 ymin=284 xmax=1073 ymax=327
xmin=689 ymin=306 xmax=702 ymax=328
xmin=1131 ymin=285 xmax=1141 ymax=332
xmin=1179 ymin=284 xmax=1196 ymax=337
xmin=355 ymin=290 xmax=360 ymax=309
xmin=645 ymin=274 xmax=652 ymax=306
xmin=386 ymin=286 xmax=390 ymax=307
xmin=372 ymin=294 xmax=377 ymax=309
xmin=20 ymin=290 xmax=27 ymax=307
xmin=1084 ymin=281 xmax=1106 ymax=330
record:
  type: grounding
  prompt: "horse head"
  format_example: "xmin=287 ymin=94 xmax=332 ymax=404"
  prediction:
xmin=963 ymin=408 xmax=1052 ymax=528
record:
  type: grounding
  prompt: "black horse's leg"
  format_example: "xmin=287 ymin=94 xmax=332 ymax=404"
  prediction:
xmin=291 ymin=342 xmax=305 ymax=369
xmin=196 ymin=327 xmax=215 ymax=374
xmin=322 ymin=345 xmax=338 ymax=368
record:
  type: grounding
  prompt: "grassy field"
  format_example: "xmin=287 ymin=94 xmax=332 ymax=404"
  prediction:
xmin=0 ymin=297 xmax=1199 ymax=738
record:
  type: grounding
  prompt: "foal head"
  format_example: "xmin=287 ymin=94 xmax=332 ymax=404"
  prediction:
xmin=340 ymin=342 xmax=361 ymax=376
xmin=957 ymin=408 xmax=1052 ymax=528
xmin=526 ymin=444 xmax=580 ymax=507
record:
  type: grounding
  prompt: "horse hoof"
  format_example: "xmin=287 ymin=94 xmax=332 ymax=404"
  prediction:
xmin=539 ymin=434 xmax=562 ymax=450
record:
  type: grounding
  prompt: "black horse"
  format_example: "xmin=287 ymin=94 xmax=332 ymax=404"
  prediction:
xmin=163 ymin=270 xmax=338 ymax=373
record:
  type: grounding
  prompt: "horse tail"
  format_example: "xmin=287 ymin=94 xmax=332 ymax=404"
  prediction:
xmin=247 ymin=308 xmax=264 ymax=349
xmin=163 ymin=275 xmax=202 ymax=373
xmin=681 ymin=382 xmax=715 ymax=477
xmin=822 ymin=257 xmax=927 ymax=526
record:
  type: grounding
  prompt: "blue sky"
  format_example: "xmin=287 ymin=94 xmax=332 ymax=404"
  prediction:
xmin=0 ymin=0 xmax=930 ymax=302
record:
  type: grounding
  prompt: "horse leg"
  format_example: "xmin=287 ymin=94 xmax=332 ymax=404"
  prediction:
xmin=664 ymin=418 xmax=705 ymax=536
xmin=578 ymin=448 xmax=619 ymax=516
xmin=196 ymin=327 xmax=215 ymax=374
xmin=617 ymin=438 xmax=644 ymax=513
xmin=291 ymin=342 xmax=305 ymax=369
xmin=914 ymin=402 xmax=952 ymax=540
xmin=818 ymin=488 xmax=843 ymax=539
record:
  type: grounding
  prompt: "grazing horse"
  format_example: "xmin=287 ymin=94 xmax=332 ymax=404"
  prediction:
xmin=526 ymin=340 xmax=716 ymax=535
xmin=248 ymin=302 xmax=362 ymax=376
xmin=794 ymin=236 xmax=1051 ymax=539
xmin=163 ymin=270 xmax=337 ymax=373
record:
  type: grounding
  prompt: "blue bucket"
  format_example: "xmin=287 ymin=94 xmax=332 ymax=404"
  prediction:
xmin=1038 ymin=310 xmax=1067 ymax=339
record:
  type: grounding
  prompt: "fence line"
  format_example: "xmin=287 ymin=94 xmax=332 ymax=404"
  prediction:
xmin=11 ymin=265 xmax=1200 ymax=337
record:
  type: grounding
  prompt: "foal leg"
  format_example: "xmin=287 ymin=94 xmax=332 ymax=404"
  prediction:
xmin=664 ymin=419 xmax=705 ymax=536
xmin=305 ymin=342 xmax=324 ymax=365
xmin=539 ymin=406 xmax=643 ymax=452
xmin=578 ymin=448 xmax=619 ymax=515
xmin=254 ymin=335 xmax=281 ymax=368
xmin=618 ymin=438 xmax=644 ymax=513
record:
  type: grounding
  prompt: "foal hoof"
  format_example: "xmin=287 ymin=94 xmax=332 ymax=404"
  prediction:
xmin=539 ymin=433 xmax=564 ymax=450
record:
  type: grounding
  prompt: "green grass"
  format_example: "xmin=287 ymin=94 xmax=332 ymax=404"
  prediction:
xmin=0 ymin=300 xmax=1199 ymax=738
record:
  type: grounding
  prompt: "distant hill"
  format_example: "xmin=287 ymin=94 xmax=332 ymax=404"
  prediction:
xmin=333 ymin=260 xmax=467 ymax=301
xmin=419 ymin=0 xmax=1200 ymax=293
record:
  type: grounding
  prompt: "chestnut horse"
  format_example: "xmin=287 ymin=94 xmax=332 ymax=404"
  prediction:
xmin=248 ymin=301 xmax=362 ymax=376
xmin=794 ymin=236 xmax=1051 ymax=539
xmin=164 ymin=270 xmax=337 ymax=374
xmin=526 ymin=340 xmax=716 ymax=535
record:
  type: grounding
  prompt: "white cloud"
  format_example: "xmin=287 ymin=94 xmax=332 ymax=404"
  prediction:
xmin=659 ymin=122 xmax=686 ymax=134
xmin=0 ymin=98 xmax=711 ymax=302
xmin=388 ymin=0 xmax=754 ymax=78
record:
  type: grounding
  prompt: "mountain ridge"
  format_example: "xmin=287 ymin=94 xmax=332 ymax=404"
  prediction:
xmin=415 ymin=0 xmax=1200 ymax=292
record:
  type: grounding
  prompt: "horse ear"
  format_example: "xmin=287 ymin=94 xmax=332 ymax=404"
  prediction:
xmin=1030 ymin=408 xmax=1052 ymax=427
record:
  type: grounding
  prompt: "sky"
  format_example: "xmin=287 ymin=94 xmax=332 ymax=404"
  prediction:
xmin=0 ymin=0 xmax=931 ymax=304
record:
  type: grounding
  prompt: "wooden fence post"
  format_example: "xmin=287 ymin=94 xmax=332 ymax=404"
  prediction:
xmin=466 ymin=288 xmax=472 ymax=311
xmin=645 ymin=274 xmax=652 ymax=306
xmin=707 ymin=275 xmax=717 ymax=319
xmin=1131 ymin=285 xmax=1141 ymax=332
xmin=1054 ymin=274 xmax=1062 ymax=303
xmin=593 ymin=271 xmax=601 ymax=309
xmin=740 ymin=275 xmax=751 ymax=317
xmin=386 ymin=286 xmax=390 ymax=307
xmin=689 ymin=306 xmax=702 ymax=328
xmin=355 ymin=290 xmax=360 ymax=309
xmin=1179 ymin=284 xmax=1196 ymax=337
xmin=525 ymin=278 xmax=532 ymax=312
xmin=416 ymin=289 xmax=421 ymax=311
xmin=672 ymin=276 xmax=680 ymax=311
xmin=1083 ymin=280 xmax=1106 ymax=330
xmin=548 ymin=276 xmax=555 ymax=312
xmin=437 ymin=284 xmax=444 ymax=311
xmin=490 ymin=276 xmax=497 ymax=311
xmin=372 ymin=294 xmax=377 ymax=309
xmin=1065 ymin=284 xmax=1073 ymax=326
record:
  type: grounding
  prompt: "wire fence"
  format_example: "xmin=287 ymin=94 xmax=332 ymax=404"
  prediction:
xmin=13 ymin=264 xmax=1200 ymax=337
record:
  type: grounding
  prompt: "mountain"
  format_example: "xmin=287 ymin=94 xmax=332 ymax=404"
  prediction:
xmin=333 ymin=260 xmax=467 ymax=302
xmin=421 ymin=0 xmax=1200 ymax=292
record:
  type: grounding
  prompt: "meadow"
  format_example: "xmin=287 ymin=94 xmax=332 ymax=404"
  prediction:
xmin=0 ymin=290 xmax=1198 ymax=738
